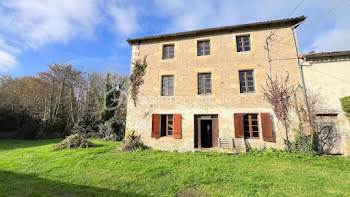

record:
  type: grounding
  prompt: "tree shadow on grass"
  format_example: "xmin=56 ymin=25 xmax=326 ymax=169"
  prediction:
xmin=0 ymin=139 xmax=63 ymax=151
xmin=0 ymin=170 xmax=148 ymax=197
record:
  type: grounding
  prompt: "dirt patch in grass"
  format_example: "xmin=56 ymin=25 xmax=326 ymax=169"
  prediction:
xmin=176 ymin=187 xmax=211 ymax=197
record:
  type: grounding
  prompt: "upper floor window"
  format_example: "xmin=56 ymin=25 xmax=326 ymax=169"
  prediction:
xmin=163 ymin=45 xmax=174 ymax=59
xmin=239 ymin=70 xmax=254 ymax=93
xmin=161 ymin=75 xmax=174 ymax=96
xmin=198 ymin=73 xmax=211 ymax=94
xmin=197 ymin=40 xmax=210 ymax=56
xmin=243 ymin=114 xmax=259 ymax=138
xmin=236 ymin=36 xmax=250 ymax=52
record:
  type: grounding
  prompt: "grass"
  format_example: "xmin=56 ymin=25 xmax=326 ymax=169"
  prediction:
xmin=0 ymin=139 xmax=350 ymax=197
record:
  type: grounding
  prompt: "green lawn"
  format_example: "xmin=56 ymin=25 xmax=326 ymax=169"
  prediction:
xmin=0 ymin=139 xmax=349 ymax=197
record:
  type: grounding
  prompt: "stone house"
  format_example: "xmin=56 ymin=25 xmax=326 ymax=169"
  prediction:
xmin=301 ymin=51 xmax=350 ymax=155
xmin=125 ymin=16 xmax=313 ymax=152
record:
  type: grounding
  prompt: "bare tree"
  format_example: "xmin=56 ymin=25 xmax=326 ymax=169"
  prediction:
xmin=262 ymin=73 xmax=295 ymax=152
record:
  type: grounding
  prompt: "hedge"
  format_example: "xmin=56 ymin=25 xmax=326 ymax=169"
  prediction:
xmin=340 ymin=96 xmax=350 ymax=120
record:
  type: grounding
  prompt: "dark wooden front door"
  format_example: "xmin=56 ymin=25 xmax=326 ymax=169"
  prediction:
xmin=201 ymin=120 xmax=212 ymax=148
xmin=194 ymin=115 xmax=219 ymax=148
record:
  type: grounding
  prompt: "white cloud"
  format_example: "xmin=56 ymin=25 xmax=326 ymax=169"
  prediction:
xmin=311 ymin=29 xmax=350 ymax=52
xmin=0 ymin=50 xmax=18 ymax=72
xmin=0 ymin=36 xmax=21 ymax=54
xmin=0 ymin=0 xmax=102 ymax=49
xmin=153 ymin=0 xmax=297 ymax=33
xmin=153 ymin=0 xmax=350 ymax=53
xmin=107 ymin=3 xmax=140 ymax=36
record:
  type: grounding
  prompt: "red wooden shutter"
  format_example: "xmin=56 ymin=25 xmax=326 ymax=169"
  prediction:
xmin=173 ymin=114 xmax=182 ymax=139
xmin=234 ymin=113 xmax=244 ymax=138
xmin=261 ymin=113 xmax=273 ymax=142
xmin=152 ymin=114 xmax=160 ymax=138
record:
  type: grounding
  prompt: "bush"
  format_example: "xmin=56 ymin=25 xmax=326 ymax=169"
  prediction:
xmin=117 ymin=131 xmax=148 ymax=152
xmin=340 ymin=96 xmax=350 ymax=120
xmin=99 ymin=116 xmax=125 ymax=141
xmin=53 ymin=134 xmax=96 ymax=150
xmin=72 ymin=109 xmax=99 ymax=138
xmin=293 ymin=130 xmax=317 ymax=155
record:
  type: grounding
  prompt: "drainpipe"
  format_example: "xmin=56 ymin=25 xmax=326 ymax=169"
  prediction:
xmin=291 ymin=21 xmax=311 ymax=126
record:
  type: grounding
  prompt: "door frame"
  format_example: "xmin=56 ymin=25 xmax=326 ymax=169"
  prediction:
xmin=194 ymin=114 xmax=219 ymax=148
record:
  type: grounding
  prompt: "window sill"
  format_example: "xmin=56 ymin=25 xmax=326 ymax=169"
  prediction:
xmin=237 ymin=50 xmax=251 ymax=53
xmin=244 ymin=137 xmax=260 ymax=140
xmin=197 ymin=93 xmax=212 ymax=96
xmin=157 ymin=136 xmax=174 ymax=139
xmin=239 ymin=92 xmax=257 ymax=95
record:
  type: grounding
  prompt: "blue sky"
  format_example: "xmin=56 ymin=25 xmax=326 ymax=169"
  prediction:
xmin=0 ymin=0 xmax=349 ymax=76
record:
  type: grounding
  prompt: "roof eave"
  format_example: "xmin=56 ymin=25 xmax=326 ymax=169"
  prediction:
xmin=126 ymin=16 xmax=306 ymax=46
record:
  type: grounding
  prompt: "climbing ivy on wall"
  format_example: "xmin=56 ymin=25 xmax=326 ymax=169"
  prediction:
xmin=129 ymin=56 xmax=147 ymax=107
xmin=340 ymin=96 xmax=350 ymax=121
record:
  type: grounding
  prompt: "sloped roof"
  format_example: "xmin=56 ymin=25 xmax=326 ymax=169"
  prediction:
xmin=303 ymin=50 xmax=350 ymax=59
xmin=126 ymin=16 xmax=306 ymax=45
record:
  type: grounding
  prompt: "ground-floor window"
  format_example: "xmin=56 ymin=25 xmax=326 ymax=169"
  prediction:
xmin=152 ymin=114 xmax=181 ymax=139
xmin=243 ymin=114 xmax=259 ymax=138
xmin=161 ymin=115 xmax=173 ymax=137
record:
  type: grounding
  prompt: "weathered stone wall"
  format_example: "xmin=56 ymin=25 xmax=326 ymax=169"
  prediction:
xmin=126 ymin=27 xmax=302 ymax=152
xmin=303 ymin=57 xmax=350 ymax=155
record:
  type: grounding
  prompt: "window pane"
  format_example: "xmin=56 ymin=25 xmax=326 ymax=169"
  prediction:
xmin=248 ymin=82 xmax=254 ymax=86
xmin=205 ymin=74 xmax=211 ymax=93
xmin=244 ymin=120 xmax=249 ymax=126
xmin=244 ymin=132 xmax=250 ymax=137
xmin=163 ymin=47 xmax=169 ymax=59
xmin=248 ymin=87 xmax=254 ymax=92
xmin=252 ymin=114 xmax=257 ymax=119
xmin=198 ymin=42 xmax=203 ymax=56
xmin=206 ymin=73 xmax=211 ymax=80
xmin=243 ymin=37 xmax=249 ymax=42
xmin=205 ymin=48 xmax=210 ymax=55
xmin=198 ymin=48 xmax=203 ymax=56
xmin=198 ymin=74 xmax=204 ymax=94
xmin=244 ymin=46 xmax=250 ymax=51
xmin=168 ymin=115 xmax=173 ymax=136
xmin=205 ymin=41 xmax=210 ymax=55
xmin=252 ymin=120 xmax=258 ymax=125
xmin=252 ymin=132 xmax=259 ymax=137
xmin=253 ymin=126 xmax=258 ymax=131
xmin=169 ymin=76 xmax=174 ymax=95
xmin=161 ymin=77 xmax=168 ymax=95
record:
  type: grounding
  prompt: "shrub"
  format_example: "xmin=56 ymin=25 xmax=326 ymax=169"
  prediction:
xmin=117 ymin=131 xmax=148 ymax=152
xmin=72 ymin=109 xmax=99 ymax=138
xmin=98 ymin=116 xmax=125 ymax=141
xmin=53 ymin=134 xmax=95 ymax=150
xmin=340 ymin=96 xmax=350 ymax=120
xmin=293 ymin=129 xmax=317 ymax=155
